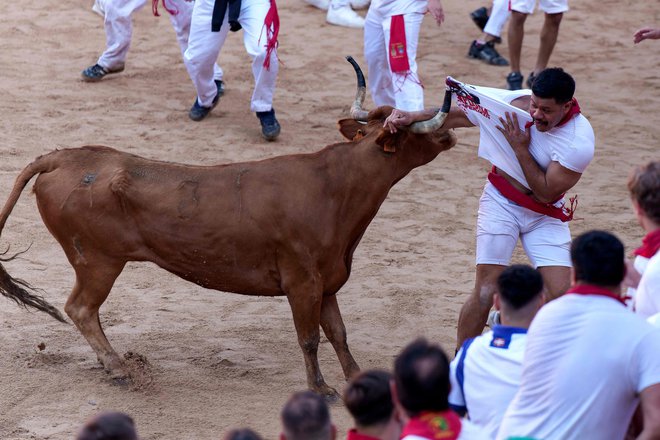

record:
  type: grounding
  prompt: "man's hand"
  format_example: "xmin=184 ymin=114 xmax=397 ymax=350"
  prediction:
xmin=496 ymin=112 xmax=531 ymax=154
xmin=633 ymin=27 xmax=660 ymax=44
xmin=384 ymin=109 xmax=415 ymax=133
xmin=427 ymin=0 xmax=445 ymax=26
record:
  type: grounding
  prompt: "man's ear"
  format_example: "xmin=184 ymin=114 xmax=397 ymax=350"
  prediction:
xmin=493 ymin=293 xmax=501 ymax=311
xmin=337 ymin=119 xmax=368 ymax=141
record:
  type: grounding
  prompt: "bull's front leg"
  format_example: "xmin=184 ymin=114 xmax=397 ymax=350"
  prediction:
xmin=320 ymin=294 xmax=360 ymax=380
xmin=283 ymin=273 xmax=339 ymax=400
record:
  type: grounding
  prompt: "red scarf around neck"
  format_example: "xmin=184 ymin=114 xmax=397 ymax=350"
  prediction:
xmin=634 ymin=229 xmax=660 ymax=258
xmin=401 ymin=410 xmax=462 ymax=440
xmin=566 ymin=284 xmax=626 ymax=306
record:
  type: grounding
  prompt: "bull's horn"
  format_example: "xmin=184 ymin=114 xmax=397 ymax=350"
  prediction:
xmin=346 ymin=56 xmax=369 ymax=121
xmin=409 ymin=87 xmax=453 ymax=133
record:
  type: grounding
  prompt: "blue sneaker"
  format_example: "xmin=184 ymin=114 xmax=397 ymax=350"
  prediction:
xmin=81 ymin=63 xmax=125 ymax=82
xmin=256 ymin=109 xmax=281 ymax=141
xmin=188 ymin=81 xmax=223 ymax=121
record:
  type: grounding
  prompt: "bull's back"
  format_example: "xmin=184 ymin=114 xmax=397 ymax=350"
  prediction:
xmin=32 ymin=147 xmax=349 ymax=296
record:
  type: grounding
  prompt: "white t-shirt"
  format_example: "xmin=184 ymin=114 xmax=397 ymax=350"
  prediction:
xmin=497 ymin=293 xmax=660 ymax=440
xmin=369 ymin=0 xmax=427 ymax=16
xmin=449 ymin=326 xmax=527 ymax=439
xmin=636 ymin=252 xmax=660 ymax=319
xmin=453 ymin=81 xmax=595 ymax=192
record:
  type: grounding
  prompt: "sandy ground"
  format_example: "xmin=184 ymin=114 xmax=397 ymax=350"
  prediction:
xmin=0 ymin=0 xmax=658 ymax=438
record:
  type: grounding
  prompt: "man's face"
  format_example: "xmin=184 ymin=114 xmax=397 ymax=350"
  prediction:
xmin=528 ymin=94 xmax=571 ymax=132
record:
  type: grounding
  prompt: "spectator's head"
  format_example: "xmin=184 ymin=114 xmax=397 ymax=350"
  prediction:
xmin=280 ymin=390 xmax=335 ymax=440
xmin=495 ymin=264 xmax=544 ymax=326
xmin=531 ymin=68 xmax=575 ymax=104
xmin=76 ymin=411 xmax=138 ymax=440
xmin=344 ymin=369 xmax=397 ymax=433
xmin=571 ymin=230 xmax=625 ymax=288
xmin=223 ymin=428 xmax=263 ymax=440
xmin=628 ymin=161 xmax=660 ymax=229
xmin=393 ymin=338 xmax=450 ymax=417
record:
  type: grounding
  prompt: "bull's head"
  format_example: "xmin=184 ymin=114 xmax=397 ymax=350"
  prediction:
xmin=338 ymin=56 xmax=456 ymax=162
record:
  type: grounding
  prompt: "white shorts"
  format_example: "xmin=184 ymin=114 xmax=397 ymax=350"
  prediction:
xmin=509 ymin=0 xmax=569 ymax=14
xmin=475 ymin=182 xmax=571 ymax=267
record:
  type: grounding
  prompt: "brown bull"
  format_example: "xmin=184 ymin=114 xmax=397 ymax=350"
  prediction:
xmin=0 ymin=59 xmax=456 ymax=396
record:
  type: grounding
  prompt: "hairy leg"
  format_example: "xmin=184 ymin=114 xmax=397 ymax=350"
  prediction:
xmin=533 ymin=12 xmax=563 ymax=75
xmin=537 ymin=265 xmax=571 ymax=301
xmin=456 ymin=264 xmax=506 ymax=351
xmin=507 ymin=11 xmax=527 ymax=73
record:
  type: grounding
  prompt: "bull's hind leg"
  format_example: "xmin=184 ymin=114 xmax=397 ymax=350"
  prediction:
xmin=64 ymin=258 xmax=126 ymax=379
xmin=320 ymin=294 xmax=359 ymax=381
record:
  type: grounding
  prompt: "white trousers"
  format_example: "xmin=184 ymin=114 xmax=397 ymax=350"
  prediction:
xmin=183 ymin=0 xmax=277 ymax=111
xmin=483 ymin=0 xmax=511 ymax=38
xmin=97 ymin=0 xmax=222 ymax=78
xmin=364 ymin=8 xmax=424 ymax=111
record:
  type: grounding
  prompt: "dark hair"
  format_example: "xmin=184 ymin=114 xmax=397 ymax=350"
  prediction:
xmin=393 ymin=338 xmax=450 ymax=416
xmin=223 ymin=428 xmax=263 ymax=440
xmin=344 ymin=369 xmax=394 ymax=427
xmin=76 ymin=412 xmax=138 ymax=440
xmin=628 ymin=161 xmax=660 ymax=224
xmin=281 ymin=390 xmax=332 ymax=440
xmin=571 ymin=230 xmax=625 ymax=286
xmin=531 ymin=68 xmax=575 ymax=104
xmin=497 ymin=264 xmax=543 ymax=309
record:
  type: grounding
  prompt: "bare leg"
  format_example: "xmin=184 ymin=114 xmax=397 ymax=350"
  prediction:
xmin=532 ymin=12 xmax=563 ymax=75
xmin=319 ymin=294 xmax=360 ymax=380
xmin=537 ymin=265 xmax=570 ymax=301
xmin=456 ymin=264 xmax=506 ymax=351
xmin=508 ymin=11 xmax=527 ymax=74
xmin=64 ymin=259 xmax=126 ymax=378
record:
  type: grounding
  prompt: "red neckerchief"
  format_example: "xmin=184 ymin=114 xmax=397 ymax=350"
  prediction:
xmin=566 ymin=284 xmax=627 ymax=306
xmin=401 ymin=410 xmax=462 ymax=440
xmin=389 ymin=15 xmax=410 ymax=73
xmin=634 ymin=229 xmax=660 ymax=258
xmin=524 ymin=97 xmax=581 ymax=129
xmin=346 ymin=429 xmax=380 ymax=440
xmin=488 ymin=166 xmax=577 ymax=222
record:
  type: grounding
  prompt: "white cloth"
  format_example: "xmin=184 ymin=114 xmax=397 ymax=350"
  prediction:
xmin=509 ymin=0 xmax=569 ymax=14
xmin=449 ymin=326 xmax=527 ymax=439
xmin=97 ymin=0 xmax=222 ymax=78
xmin=497 ymin=293 xmax=660 ymax=440
xmin=454 ymin=83 xmax=594 ymax=193
xmin=184 ymin=0 xmax=277 ymax=111
xmin=364 ymin=0 xmax=426 ymax=111
xmin=483 ymin=0 xmax=511 ymax=38
xmin=635 ymin=252 xmax=660 ymax=319
xmin=476 ymin=181 xmax=571 ymax=267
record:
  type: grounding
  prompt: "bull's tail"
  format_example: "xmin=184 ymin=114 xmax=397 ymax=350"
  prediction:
xmin=0 ymin=151 xmax=67 ymax=323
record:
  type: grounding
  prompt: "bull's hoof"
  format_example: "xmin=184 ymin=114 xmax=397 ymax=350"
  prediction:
xmin=312 ymin=384 xmax=341 ymax=403
xmin=111 ymin=375 xmax=131 ymax=387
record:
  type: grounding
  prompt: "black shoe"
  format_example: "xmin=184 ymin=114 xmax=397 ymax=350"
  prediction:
xmin=470 ymin=7 xmax=488 ymax=31
xmin=256 ymin=109 xmax=281 ymax=141
xmin=526 ymin=71 xmax=537 ymax=89
xmin=468 ymin=41 xmax=509 ymax=66
xmin=188 ymin=86 xmax=221 ymax=121
xmin=506 ymin=71 xmax=523 ymax=90
xmin=81 ymin=63 xmax=125 ymax=82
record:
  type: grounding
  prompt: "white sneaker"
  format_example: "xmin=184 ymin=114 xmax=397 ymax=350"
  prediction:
xmin=326 ymin=5 xmax=365 ymax=28
xmin=350 ymin=0 xmax=370 ymax=9
xmin=92 ymin=0 xmax=105 ymax=16
xmin=486 ymin=310 xmax=501 ymax=328
xmin=305 ymin=0 xmax=330 ymax=10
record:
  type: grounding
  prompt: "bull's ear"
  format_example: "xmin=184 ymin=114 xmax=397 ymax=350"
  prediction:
xmin=338 ymin=119 xmax=368 ymax=141
xmin=375 ymin=129 xmax=400 ymax=153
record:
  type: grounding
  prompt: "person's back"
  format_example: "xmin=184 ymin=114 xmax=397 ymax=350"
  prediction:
xmin=450 ymin=265 xmax=543 ymax=439
xmin=498 ymin=231 xmax=660 ymax=440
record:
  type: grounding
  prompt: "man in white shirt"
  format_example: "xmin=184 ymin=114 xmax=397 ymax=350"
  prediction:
xmin=449 ymin=264 xmax=543 ymax=439
xmin=383 ymin=68 xmax=595 ymax=349
xmin=497 ymin=230 xmax=660 ymax=440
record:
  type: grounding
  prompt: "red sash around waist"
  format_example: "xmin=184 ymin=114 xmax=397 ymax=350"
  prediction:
xmin=488 ymin=166 xmax=577 ymax=222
